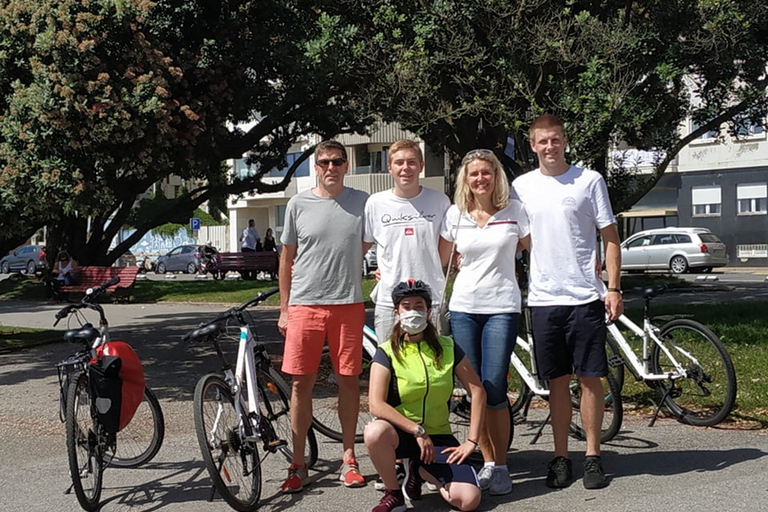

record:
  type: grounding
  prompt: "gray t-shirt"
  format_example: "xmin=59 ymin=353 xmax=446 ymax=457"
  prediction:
xmin=281 ymin=187 xmax=369 ymax=305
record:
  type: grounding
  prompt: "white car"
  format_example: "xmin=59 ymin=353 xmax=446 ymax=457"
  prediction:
xmin=621 ymin=227 xmax=728 ymax=274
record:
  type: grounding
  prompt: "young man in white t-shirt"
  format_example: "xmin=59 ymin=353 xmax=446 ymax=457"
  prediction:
xmin=364 ymin=139 xmax=451 ymax=345
xmin=512 ymin=114 xmax=623 ymax=490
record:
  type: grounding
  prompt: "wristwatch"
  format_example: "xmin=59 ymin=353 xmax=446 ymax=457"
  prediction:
xmin=414 ymin=425 xmax=426 ymax=438
xmin=607 ymin=287 xmax=623 ymax=295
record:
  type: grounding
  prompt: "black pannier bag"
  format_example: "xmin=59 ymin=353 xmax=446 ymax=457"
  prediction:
xmin=89 ymin=355 xmax=123 ymax=434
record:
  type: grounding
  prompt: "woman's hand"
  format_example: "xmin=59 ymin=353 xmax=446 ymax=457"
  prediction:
xmin=441 ymin=441 xmax=476 ymax=465
xmin=416 ymin=435 xmax=435 ymax=464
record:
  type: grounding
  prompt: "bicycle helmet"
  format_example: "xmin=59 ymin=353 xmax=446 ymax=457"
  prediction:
xmin=391 ymin=279 xmax=432 ymax=308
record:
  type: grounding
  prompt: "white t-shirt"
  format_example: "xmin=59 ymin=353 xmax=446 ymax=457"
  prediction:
xmin=441 ymin=202 xmax=529 ymax=314
xmin=364 ymin=187 xmax=450 ymax=307
xmin=511 ymin=165 xmax=615 ymax=306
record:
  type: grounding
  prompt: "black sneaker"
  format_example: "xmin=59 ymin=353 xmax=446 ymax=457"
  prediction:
xmin=546 ymin=456 xmax=573 ymax=489
xmin=375 ymin=462 xmax=405 ymax=491
xmin=402 ymin=458 xmax=423 ymax=501
xmin=583 ymin=456 xmax=608 ymax=489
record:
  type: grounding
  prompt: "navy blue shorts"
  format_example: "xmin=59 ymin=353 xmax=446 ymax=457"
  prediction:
xmin=530 ymin=300 xmax=608 ymax=380
xmin=392 ymin=426 xmax=478 ymax=486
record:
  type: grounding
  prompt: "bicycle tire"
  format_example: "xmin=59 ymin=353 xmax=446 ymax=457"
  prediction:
xmin=509 ymin=373 xmax=530 ymax=416
xmin=311 ymin=347 xmax=373 ymax=443
xmin=651 ymin=319 xmax=737 ymax=427
xmin=111 ymin=385 xmax=165 ymax=468
xmin=449 ymin=379 xmax=514 ymax=451
xmin=194 ymin=374 xmax=261 ymax=512
xmin=569 ymin=372 xmax=623 ymax=443
xmin=256 ymin=366 xmax=318 ymax=468
xmin=66 ymin=373 xmax=103 ymax=511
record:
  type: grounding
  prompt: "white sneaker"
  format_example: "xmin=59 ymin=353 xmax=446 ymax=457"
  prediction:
xmin=477 ymin=465 xmax=494 ymax=491
xmin=489 ymin=468 xmax=513 ymax=496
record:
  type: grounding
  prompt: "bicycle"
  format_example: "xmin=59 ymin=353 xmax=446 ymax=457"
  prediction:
xmin=184 ymin=287 xmax=318 ymax=512
xmin=54 ymin=277 xmax=165 ymax=511
xmin=604 ymin=283 xmax=737 ymax=427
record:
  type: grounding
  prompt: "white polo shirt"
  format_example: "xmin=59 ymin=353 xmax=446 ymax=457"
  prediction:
xmin=441 ymin=201 xmax=529 ymax=314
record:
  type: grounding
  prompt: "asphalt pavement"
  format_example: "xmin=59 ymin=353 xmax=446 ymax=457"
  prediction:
xmin=1 ymin=279 xmax=768 ymax=511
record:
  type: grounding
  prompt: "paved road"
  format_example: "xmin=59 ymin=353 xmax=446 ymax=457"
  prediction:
xmin=2 ymin=284 xmax=768 ymax=511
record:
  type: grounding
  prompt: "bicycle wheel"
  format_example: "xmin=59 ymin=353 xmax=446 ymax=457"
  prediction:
xmin=651 ymin=319 xmax=737 ymax=427
xmin=66 ymin=373 xmax=103 ymax=511
xmin=111 ymin=386 xmax=165 ymax=468
xmin=194 ymin=374 xmax=261 ymax=512
xmin=449 ymin=379 xmax=514 ymax=451
xmin=311 ymin=347 xmax=373 ymax=443
xmin=256 ymin=366 xmax=318 ymax=468
xmin=569 ymin=372 xmax=623 ymax=443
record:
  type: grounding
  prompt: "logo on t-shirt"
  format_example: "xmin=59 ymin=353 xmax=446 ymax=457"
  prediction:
xmin=404 ymin=227 xmax=414 ymax=236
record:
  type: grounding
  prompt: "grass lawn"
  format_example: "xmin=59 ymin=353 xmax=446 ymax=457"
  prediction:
xmin=0 ymin=325 xmax=60 ymax=353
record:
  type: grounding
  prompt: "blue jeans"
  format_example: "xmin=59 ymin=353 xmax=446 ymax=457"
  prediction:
xmin=450 ymin=311 xmax=518 ymax=409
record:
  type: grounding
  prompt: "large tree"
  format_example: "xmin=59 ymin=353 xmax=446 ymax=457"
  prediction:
xmin=0 ymin=0 xmax=369 ymax=264
xmin=319 ymin=0 xmax=768 ymax=210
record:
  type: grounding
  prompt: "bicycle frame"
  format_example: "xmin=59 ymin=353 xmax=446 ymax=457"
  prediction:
xmin=510 ymin=334 xmax=550 ymax=397
xmin=607 ymin=314 xmax=698 ymax=382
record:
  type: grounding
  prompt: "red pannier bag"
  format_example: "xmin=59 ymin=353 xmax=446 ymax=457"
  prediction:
xmin=93 ymin=341 xmax=146 ymax=432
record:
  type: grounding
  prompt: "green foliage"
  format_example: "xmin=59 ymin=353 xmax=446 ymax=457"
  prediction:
xmin=323 ymin=0 xmax=768 ymax=209
xmin=0 ymin=0 xmax=369 ymax=265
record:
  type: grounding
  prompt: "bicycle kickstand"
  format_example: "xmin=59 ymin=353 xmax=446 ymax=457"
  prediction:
xmin=649 ymin=379 xmax=676 ymax=427
xmin=531 ymin=412 xmax=551 ymax=445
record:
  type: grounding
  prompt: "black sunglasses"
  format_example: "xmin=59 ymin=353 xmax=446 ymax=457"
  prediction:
xmin=316 ymin=157 xmax=347 ymax=168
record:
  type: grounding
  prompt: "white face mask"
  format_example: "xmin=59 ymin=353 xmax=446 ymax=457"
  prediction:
xmin=398 ymin=310 xmax=428 ymax=335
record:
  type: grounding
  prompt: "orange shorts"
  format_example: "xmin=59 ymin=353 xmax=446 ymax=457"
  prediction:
xmin=281 ymin=303 xmax=365 ymax=376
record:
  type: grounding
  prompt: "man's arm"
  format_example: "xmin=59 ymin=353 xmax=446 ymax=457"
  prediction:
xmin=277 ymin=244 xmax=297 ymax=336
xmin=600 ymin=223 xmax=623 ymax=321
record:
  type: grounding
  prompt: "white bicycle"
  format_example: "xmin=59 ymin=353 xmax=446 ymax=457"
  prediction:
xmin=604 ymin=283 xmax=736 ymax=427
xmin=185 ymin=288 xmax=318 ymax=511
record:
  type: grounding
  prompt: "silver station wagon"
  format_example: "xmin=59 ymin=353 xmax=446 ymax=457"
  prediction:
xmin=621 ymin=227 xmax=728 ymax=274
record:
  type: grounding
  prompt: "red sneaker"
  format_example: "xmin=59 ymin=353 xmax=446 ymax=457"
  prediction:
xmin=341 ymin=458 xmax=365 ymax=488
xmin=281 ymin=463 xmax=309 ymax=493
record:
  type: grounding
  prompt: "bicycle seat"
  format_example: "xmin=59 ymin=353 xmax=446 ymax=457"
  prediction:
xmin=634 ymin=283 xmax=668 ymax=300
xmin=185 ymin=321 xmax=227 ymax=342
xmin=63 ymin=323 xmax=99 ymax=344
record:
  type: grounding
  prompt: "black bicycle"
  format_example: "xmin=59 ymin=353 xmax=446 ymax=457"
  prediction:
xmin=55 ymin=277 xmax=165 ymax=511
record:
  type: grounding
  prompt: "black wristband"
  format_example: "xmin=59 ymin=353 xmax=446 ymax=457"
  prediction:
xmin=467 ymin=438 xmax=479 ymax=446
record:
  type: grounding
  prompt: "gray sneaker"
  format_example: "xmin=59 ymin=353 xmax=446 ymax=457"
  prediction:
xmin=488 ymin=469 xmax=513 ymax=496
xmin=477 ymin=465 xmax=494 ymax=491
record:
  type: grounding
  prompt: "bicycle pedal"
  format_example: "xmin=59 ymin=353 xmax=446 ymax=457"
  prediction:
xmin=267 ymin=439 xmax=287 ymax=451
xmin=607 ymin=355 xmax=624 ymax=367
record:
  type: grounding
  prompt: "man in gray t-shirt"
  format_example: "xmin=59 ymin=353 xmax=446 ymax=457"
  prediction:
xmin=277 ymin=140 xmax=369 ymax=493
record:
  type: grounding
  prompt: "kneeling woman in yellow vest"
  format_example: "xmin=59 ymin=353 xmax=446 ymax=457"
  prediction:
xmin=365 ymin=279 xmax=486 ymax=512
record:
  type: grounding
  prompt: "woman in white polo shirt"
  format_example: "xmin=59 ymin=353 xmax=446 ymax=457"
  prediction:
xmin=441 ymin=149 xmax=529 ymax=496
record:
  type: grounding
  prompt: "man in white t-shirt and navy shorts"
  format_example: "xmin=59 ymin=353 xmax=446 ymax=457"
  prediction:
xmin=278 ymin=140 xmax=369 ymax=494
xmin=364 ymin=139 xmax=451 ymax=345
xmin=512 ymin=114 xmax=623 ymax=491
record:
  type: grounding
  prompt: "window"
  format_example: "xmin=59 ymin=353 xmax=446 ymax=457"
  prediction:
xmin=674 ymin=234 xmax=691 ymax=243
xmin=734 ymin=115 xmax=765 ymax=139
xmin=626 ymin=235 xmax=651 ymax=249
xmin=737 ymin=183 xmax=768 ymax=215
xmin=690 ymin=119 xmax=718 ymax=141
xmin=353 ymin=145 xmax=385 ymax=174
xmin=276 ymin=205 xmax=286 ymax=227
xmin=692 ymin=186 xmax=722 ymax=217
xmin=264 ymin=152 xmax=310 ymax=178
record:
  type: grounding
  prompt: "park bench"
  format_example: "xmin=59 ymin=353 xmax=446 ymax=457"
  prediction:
xmin=59 ymin=266 xmax=141 ymax=302
xmin=215 ymin=251 xmax=279 ymax=280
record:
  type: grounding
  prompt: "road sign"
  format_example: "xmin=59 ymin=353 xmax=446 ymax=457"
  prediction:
xmin=190 ymin=218 xmax=201 ymax=231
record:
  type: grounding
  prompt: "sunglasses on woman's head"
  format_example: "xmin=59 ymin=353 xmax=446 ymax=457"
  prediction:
xmin=462 ymin=149 xmax=494 ymax=162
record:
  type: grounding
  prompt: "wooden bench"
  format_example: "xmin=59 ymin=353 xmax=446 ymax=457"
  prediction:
xmin=59 ymin=266 xmax=141 ymax=301
xmin=215 ymin=251 xmax=279 ymax=280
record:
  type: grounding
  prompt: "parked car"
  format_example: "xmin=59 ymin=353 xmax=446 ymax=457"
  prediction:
xmin=621 ymin=227 xmax=728 ymax=274
xmin=0 ymin=245 xmax=46 ymax=275
xmin=154 ymin=245 xmax=201 ymax=274
xmin=363 ymin=245 xmax=378 ymax=276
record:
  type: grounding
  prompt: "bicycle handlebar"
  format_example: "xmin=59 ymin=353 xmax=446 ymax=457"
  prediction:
xmin=52 ymin=277 xmax=120 ymax=326
xmin=183 ymin=287 xmax=280 ymax=343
